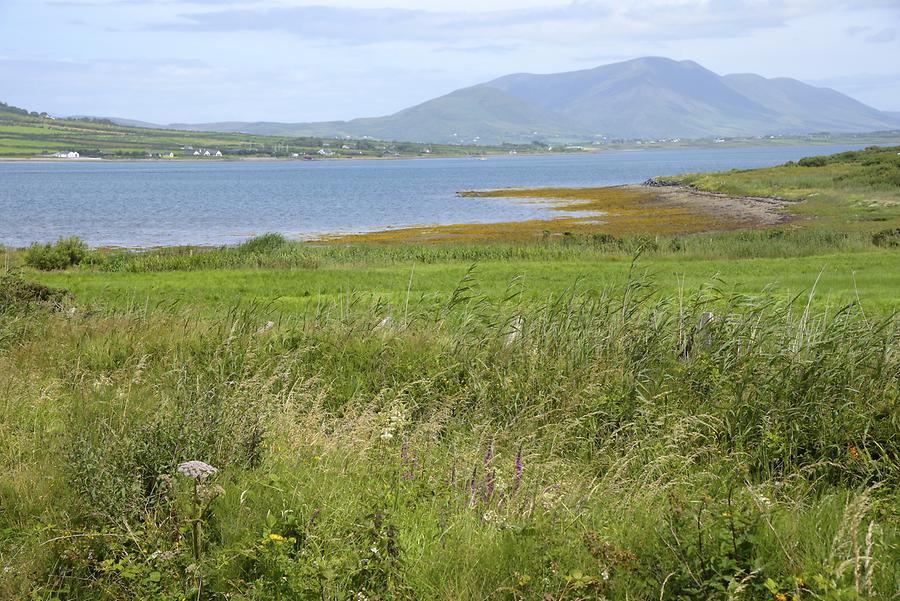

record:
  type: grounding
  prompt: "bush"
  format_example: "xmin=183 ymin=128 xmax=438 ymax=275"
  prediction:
xmin=25 ymin=236 xmax=91 ymax=270
xmin=0 ymin=270 xmax=70 ymax=310
xmin=238 ymin=233 xmax=290 ymax=254
xmin=798 ymin=156 xmax=828 ymax=167
xmin=872 ymin=228 xmax=900 ymax=248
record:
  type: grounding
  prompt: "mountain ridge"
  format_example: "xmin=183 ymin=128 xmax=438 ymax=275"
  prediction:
xmin=94 ymin=57 xmax=900 ymax=143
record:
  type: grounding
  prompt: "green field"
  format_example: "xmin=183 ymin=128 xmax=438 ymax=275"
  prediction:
xmin=0 ymin=102 xmax=555 ymax=159
xmin=1 ymin=147 xmax=899 ymax=600
xmin=25 ymin=247 xmax=900 ymax=315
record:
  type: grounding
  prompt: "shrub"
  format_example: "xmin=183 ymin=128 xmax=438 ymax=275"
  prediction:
xmin=25 ymin=236 xmax=91 ymax=270
xmin=238 ymin=233 xmax=290 ymax=254
xmin=0 ymin=270 xmax=70 ymax=310
xmin=798 ymin=156 xmax=828 ymax=167
xmin=872 ymin=228 xmax=900 ymax=248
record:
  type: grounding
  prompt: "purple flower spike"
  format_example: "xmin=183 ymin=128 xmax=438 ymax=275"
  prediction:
xmin=483 ymin=442 xmax=495 ymax=501
xmin=513 ymin=446 xmax=523 ymax=493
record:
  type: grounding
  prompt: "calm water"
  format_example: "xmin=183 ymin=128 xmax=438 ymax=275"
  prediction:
xmin=0 ymin=145 xmax=868 ymax=247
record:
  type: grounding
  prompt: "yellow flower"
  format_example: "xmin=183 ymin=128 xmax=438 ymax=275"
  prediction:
xmin=775 ymin=593 xmax=787 ymax=601
xmin=268 ymin=533 xmax=285 ymax=544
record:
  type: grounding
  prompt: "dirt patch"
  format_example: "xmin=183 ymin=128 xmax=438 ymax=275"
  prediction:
xmin=639 ymin=185 xmax=797 ymax=228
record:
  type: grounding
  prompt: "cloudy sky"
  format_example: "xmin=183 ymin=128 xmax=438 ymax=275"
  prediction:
xmin=1 ymin=0 xmax=898 ymax=123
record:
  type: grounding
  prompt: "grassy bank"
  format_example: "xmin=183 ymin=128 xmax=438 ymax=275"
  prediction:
xmin=662 ymin=145 xmax=900 ymax=231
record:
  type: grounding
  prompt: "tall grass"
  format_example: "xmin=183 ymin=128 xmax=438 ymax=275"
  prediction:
xmin=0 ymin=268 xmax=897 ymax=599
xmin=32 ymin=228 xmax=889 ymax=274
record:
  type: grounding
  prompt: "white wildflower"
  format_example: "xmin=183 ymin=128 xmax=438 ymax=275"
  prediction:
xmin=379 ymin=403 xmax=407 ymax=443
xmin=176 ymin=460 xmax=218 ymax=480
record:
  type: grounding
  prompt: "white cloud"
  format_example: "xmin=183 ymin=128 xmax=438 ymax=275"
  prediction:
xmin=3 ymin=0 xmax=898 ymax=120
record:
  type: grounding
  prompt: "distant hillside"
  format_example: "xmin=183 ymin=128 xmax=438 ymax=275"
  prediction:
xmin=0 ymin=101 xmax=542 ymax=159
xmin=137 ymin=57 xmax=900 ymax=144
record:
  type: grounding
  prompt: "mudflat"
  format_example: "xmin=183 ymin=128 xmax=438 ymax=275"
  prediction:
xmin=325 ymin=184 xmax=797 ymax=243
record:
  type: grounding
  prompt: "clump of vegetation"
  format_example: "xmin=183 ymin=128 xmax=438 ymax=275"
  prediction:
xmin=237 ymin=232 xmax=290 ymax=254
xmin=25 ymin=236 xmax=92 ymax=270
xmin=872 ymin=227 xmax=900 ymax=248
xmin=0 ymin=269 xmax=70 ymax=310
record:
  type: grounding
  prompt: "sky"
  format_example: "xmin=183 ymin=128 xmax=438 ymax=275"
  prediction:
xmin=1 ymin=0 xmax=898 ymax=124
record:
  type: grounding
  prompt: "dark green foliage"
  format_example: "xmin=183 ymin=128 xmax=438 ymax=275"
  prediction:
xmin=798 ymin=155 xmax=828 ymax=167
xmin=872 ymin=228 xmax=900 ymax=247
xmin=238 ymin=232 xmax=291 ymax=254
xmin=0 ymin=270 xmax=70 ymax=310
xmin=25 ymin=236 xmax=91 ymax=270
xmin=795 ymin=146 xmax=900 ymax=189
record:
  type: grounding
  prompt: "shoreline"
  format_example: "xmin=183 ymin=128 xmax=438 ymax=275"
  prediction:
xmin=0 ymin=184 xmax=796 ymax=251
xmin=318 ymin=184 xmax=796 ymax=244
xmin=0 ymin=151 xmax=570 ymax=164
xmin=2 ymin=138 xmax=895 ymax=164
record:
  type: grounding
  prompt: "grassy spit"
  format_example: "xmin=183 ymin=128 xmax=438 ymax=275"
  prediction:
xmin=327 ymin=145 xmax=900 ymax=243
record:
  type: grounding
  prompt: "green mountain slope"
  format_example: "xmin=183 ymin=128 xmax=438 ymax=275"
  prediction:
xmin=149 ymin=57 xmax=900 ymax=143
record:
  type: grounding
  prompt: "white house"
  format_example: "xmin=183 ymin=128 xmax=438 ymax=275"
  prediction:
xmin=214 ymin=150 xmax=222 ymax=157
xmin=53 ymin=151 xmax=80 ymax=158
xmin=193 ymin=150 xmax=201 ymax=156
xmin=203 ymin=150 xmax=211 ymax=156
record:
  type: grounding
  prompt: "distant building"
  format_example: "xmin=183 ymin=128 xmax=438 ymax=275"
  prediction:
xmin=214 ymin=150 xmax=222 ymax=157
xmin=53 ymin=151 xmax=79 ymax=158
xmin=203 ymin=150 xmax=211 ymax=156
xmin=193 ymin=150 xmax=201 ymax=156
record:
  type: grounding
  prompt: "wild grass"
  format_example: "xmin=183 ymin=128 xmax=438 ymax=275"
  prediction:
xmin=5 ymin=227 xmax=889 ymax=275
xmin=0 ymin=267 xmax=898 ymax=599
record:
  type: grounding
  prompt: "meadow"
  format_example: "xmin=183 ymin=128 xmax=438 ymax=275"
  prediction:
xmin=1 ymin=146 xmax=899 ymax=600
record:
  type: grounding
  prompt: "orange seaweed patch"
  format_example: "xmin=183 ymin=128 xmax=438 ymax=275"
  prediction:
xmin=324 ymin=185 xmax=773 ymax=244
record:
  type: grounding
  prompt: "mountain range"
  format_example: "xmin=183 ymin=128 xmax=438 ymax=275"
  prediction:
xmin=104 ymin=57 xmax=900 ymax=144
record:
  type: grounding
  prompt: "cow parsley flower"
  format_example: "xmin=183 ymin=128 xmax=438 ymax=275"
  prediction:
xmin=176 ymin=460 xmax=218 ymax=480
